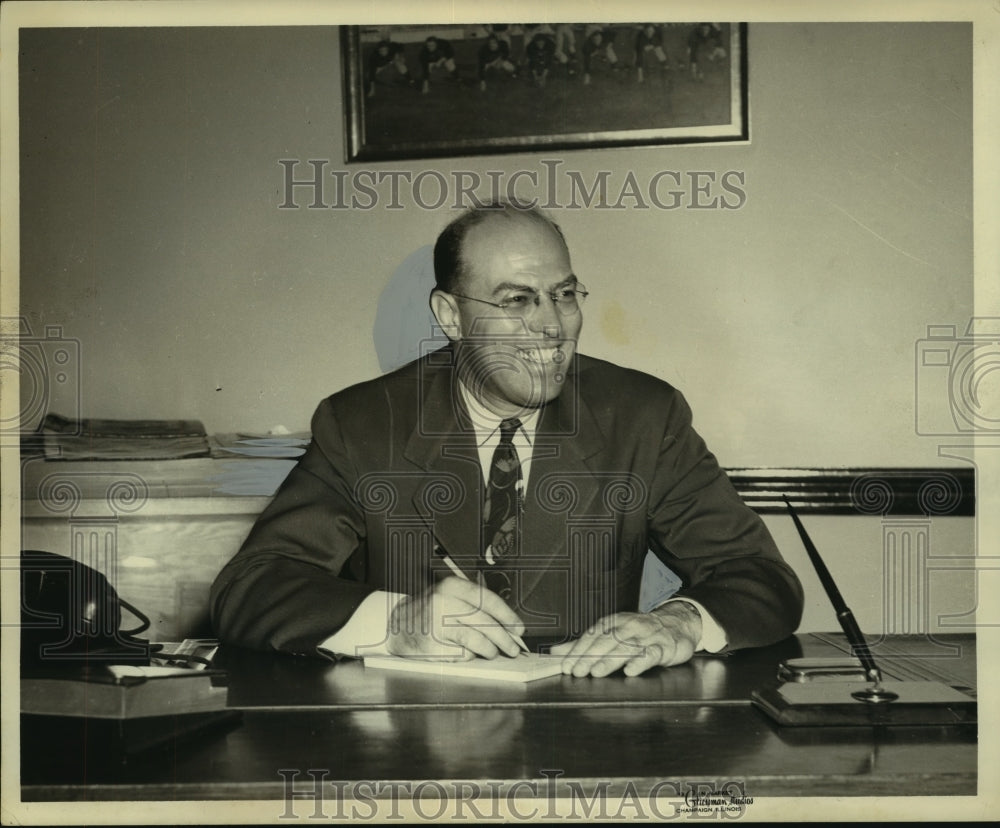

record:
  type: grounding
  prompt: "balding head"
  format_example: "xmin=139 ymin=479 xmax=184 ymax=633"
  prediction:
xmin=432 ymin=201 xmax=568 ymax=295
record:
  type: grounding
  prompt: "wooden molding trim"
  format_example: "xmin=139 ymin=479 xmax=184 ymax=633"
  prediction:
xmin=727 ymin=467 xmax=975 ymax=516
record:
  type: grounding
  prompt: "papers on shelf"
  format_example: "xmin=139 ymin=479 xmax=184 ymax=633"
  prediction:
xmin=39 ymin=414 xmax=211 ymax=461
xmin=212 ymin=433 xmax=309 ymax=458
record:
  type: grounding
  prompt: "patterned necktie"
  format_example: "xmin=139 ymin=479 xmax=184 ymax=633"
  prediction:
xmin=481 ymin=418 xmax=523 ymax=600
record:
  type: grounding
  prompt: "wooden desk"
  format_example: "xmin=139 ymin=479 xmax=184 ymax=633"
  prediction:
xmin=20 ymin=634 xmax=977 ymax=804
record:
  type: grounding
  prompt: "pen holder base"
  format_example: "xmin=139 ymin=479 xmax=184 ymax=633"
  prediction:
xmin=850 ymin=685 xmax=899 ymax=703
xmin=751 ymin=680 xmax=976 ymax=726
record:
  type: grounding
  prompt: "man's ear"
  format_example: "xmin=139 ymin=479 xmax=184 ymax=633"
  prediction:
xmin=430 ymin=290 xmax=462 ymax=341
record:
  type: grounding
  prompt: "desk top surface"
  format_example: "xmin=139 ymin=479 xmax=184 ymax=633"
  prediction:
xmin=20 ymin=634 xmax=978 ymax=802
xmin=215 ymin=632 xmax=976 ymax=710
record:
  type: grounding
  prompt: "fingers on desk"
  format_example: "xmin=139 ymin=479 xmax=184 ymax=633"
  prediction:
xmin=552 ymin=613 xmax=694 ymax=678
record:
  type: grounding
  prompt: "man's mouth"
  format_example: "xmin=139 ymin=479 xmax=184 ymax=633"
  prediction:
xmin=516 ymin=345 xmax=566 ymax=365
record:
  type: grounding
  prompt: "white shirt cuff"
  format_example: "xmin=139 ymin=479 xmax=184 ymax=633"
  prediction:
xmin=317 ymin=591 xmax=407 ymax=659
xmin=655 ymin=597 xmax=728 ymax=653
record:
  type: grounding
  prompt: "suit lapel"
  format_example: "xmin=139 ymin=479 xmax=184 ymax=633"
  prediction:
xmin=519 ymin=367 xmax=605 ymax=604
xmin=402 ymin=350 xmax=483 ymax=574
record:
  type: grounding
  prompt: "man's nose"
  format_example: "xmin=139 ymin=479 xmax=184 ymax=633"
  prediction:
xmin=528 ymin=294 xmax=562 ymax=337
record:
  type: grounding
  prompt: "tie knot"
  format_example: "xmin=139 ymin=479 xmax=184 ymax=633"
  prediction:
xmin=498 ymin=418 xmax=521 ymax=443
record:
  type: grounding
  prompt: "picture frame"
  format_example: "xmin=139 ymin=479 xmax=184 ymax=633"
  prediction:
xmin=342 ymin=23 xmax=748 ymax=162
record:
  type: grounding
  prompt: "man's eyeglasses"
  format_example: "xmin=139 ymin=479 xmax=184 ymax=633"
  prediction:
xmin=448 ymin=283 xmax=589 ymax=319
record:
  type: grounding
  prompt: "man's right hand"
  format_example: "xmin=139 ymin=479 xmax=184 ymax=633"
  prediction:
xmin=386 ymin=576 xmax=525 ymax=660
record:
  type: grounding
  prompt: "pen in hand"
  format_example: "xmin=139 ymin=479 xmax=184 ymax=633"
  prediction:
xmin=434 ymin=546 xmax=530 ymax=655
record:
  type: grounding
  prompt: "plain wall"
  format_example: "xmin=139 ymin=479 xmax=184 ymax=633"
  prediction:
xmin=18 ymin=22 xmax=973 ymax=470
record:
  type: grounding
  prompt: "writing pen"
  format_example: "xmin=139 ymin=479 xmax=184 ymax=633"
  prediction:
xmin=434 ymin=546 xmax=530 ymax=655
xmin=781 ymin=495 xmax=888 ymax=690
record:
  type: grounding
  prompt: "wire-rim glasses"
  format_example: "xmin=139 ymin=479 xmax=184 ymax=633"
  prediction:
xmin=448 ymin=283 xmax=588 ymax=319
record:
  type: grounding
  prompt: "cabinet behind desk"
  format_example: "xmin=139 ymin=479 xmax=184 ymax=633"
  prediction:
xmin=20 ymin=456 xmax=283 ymax=641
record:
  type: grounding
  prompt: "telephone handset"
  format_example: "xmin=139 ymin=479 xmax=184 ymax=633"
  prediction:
xmin=20 ymin=549 xmax=151 ymax=668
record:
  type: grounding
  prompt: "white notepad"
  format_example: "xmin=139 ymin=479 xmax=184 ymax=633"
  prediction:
xmin=363 ymin=653 xmax=564 ymax=683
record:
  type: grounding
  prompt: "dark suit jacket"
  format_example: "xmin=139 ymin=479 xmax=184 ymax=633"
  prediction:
xmin=210 ymin=347 xmax=803 ymax=655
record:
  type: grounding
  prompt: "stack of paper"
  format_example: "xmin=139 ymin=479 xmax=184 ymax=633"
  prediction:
xmin=364 ymin=653 xmax=565 ymax=683
xmin=40 ymin=414 xmax=210 ymax=460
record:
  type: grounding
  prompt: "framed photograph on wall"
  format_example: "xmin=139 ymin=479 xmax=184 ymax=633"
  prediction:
xmin=342 ymin=22 xmax=748 ymax=162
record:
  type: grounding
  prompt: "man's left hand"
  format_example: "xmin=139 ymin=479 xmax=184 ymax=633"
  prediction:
xmin=550 ymin=602 xmax=702 ymax=678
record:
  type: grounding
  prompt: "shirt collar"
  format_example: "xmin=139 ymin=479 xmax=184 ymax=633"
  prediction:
xmin=458 ymin=382 xmax=541 ymax=448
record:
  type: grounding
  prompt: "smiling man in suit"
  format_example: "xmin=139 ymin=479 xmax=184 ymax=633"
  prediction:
xmin=210 ymin=201 xmax=803 ymax=677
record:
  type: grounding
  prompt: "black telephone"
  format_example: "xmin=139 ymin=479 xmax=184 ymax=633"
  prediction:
xmin=20 ymin=549 xmax=151 ymax=668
